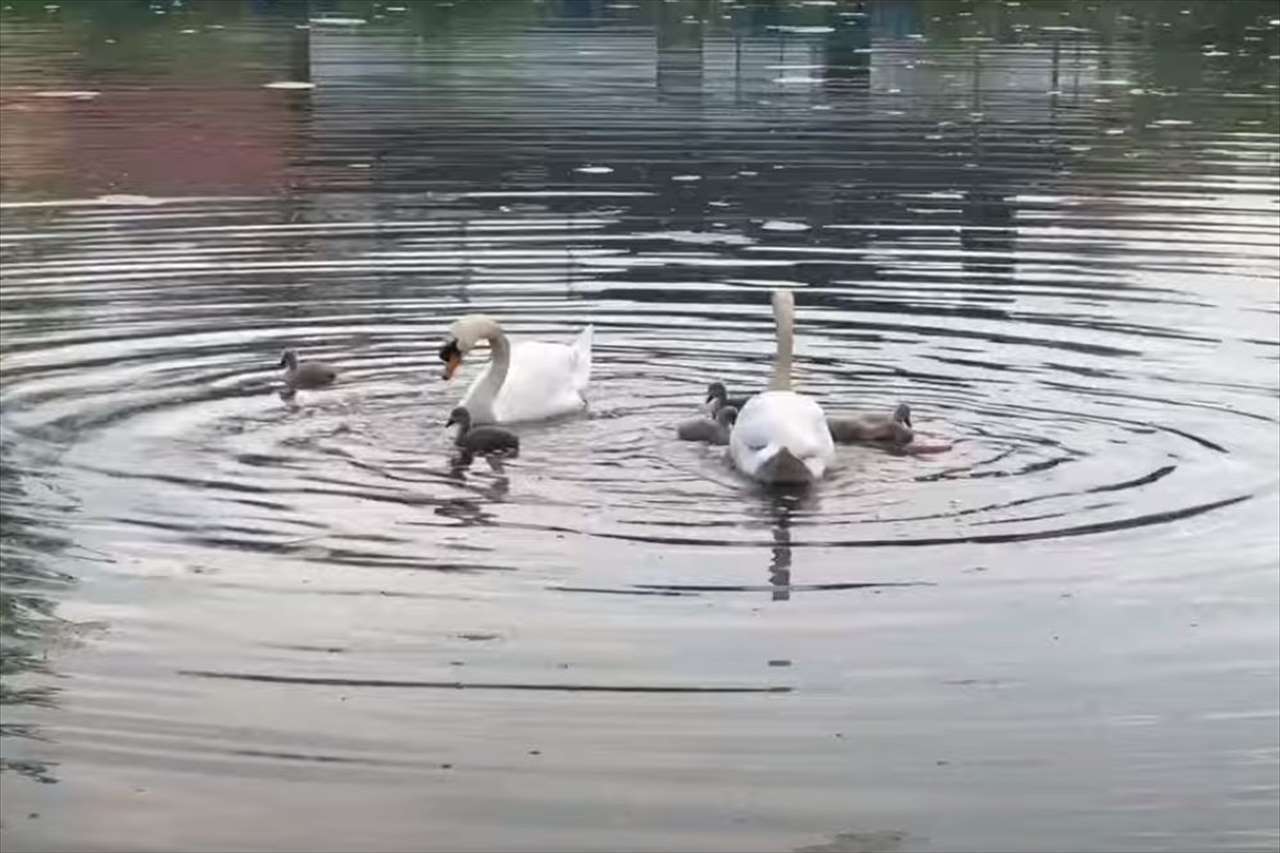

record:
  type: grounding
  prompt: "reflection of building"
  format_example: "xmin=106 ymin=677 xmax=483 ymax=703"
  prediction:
xmin=657 ymin=1 xmax=704 ymax=102
xmin=961 ymin=190 xmax=1017 ymax=276
xmin=0 ymin=7 xmax=308 ymax=198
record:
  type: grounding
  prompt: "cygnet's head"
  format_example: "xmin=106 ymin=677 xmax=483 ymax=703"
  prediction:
xmin=717 ymin=405 xmax=738 ymax=427
xmin=445 ymin=406 xmax=472 ymax=432
xmin=893 ymin=403 xmax=912 ymax=427
xmin=438 ymin=315 xmax=499 ymax=380
xmin=705 ymin=381 xmax=728 ymax=406
xmin=278 ymin=348 xmax=298 ymax=369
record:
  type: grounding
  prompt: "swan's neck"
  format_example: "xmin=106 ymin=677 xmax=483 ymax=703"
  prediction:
xmin=769 ymin=296 xmax=794 ymax=392
xmin=473 ymin=320 xmax=511 ymax=411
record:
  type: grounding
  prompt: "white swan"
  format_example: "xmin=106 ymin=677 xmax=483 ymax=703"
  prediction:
xmin=728 ymin=290 xmax=835 ymax=484
xmin=438 ymin=315 xmax=592 ymax=424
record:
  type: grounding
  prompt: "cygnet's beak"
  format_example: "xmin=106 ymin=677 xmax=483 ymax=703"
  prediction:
xmin=445 ymin=414 xmax=457 ymax=427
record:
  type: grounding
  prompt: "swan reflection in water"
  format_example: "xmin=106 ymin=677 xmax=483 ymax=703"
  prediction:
xmin=757 ymin=487 xmax=814 ymax=603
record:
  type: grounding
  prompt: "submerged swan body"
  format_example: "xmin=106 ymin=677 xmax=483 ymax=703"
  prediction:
xmin=728 ymin=290 xmax=835 ymax=484
xmin=439 ymin=315 xmax=592 ymax=424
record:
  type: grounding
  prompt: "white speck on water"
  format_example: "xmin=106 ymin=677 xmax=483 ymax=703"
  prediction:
xmin=31 ymin=90 xmax=99 ymax=99
xmin=94 ymin=194 xmax=165 ymax=205
xmin=294 ymin=24 xmax=310 ymax=29
xmin=671 ymin=174 xmax=701 ymax=182
xmin=1104 ymin=128 xmax=1126 ymax=135
xmin=811 ymin=104 xmax=831 ymax=110
xmin=386 ymin=5 xmax=407 ymax=10
xmin=738 ymin=170 xmax=758 ymax=177
xmin=575 ymin=165 xmax=614 ymax=174
xmin=1096 ymin=79 xmax=1131 ymax=86
xmin=907 ymin=33 xmax=925 ymax=39
xmin=773 ymin=76 xmax=822 ymax=84
xmin=762 ymin=220 xmax=810 ymax=232
xmin=180 ymin=28 xmax=196 ymax=34
xmin=348 ymin=163 xmax=371 ymax=169
xmin=264 ymin=81 xmax=315 ymax=90
xmin=206 ymin=24 xmax=224 ymax=29
xmin=1152 ymin=119 xmax=1193 ymax=126
xmin=766 ymin=25 xmax=834 ymax=34
xmin=308 ymin=17 xmax=366 ymax=25
xmin=104 ymin=38 xmax=116 ymax=44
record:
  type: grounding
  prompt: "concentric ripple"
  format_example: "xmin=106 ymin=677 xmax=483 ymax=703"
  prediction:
xmin=2 ymin=2 xmax=1278 ymax=851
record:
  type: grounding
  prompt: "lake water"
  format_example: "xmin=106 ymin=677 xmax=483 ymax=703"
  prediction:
xmin=1 ymin=1 xmax=1278 ymax=851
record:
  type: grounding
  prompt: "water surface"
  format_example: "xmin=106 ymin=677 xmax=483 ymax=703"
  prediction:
xmin=2 ymin=1 xmax=1278 ymax=851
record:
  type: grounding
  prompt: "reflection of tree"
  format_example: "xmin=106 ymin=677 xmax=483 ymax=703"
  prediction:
xmin=0 ymin=437 xmax=73 ymax=785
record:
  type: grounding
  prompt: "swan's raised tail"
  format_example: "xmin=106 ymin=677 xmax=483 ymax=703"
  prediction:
xmin=570 ymin=325 xmax=593 ymax=391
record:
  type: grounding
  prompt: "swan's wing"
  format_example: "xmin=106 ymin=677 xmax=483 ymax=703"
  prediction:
xmin=490 ymin=339 xmax=589 ymax=422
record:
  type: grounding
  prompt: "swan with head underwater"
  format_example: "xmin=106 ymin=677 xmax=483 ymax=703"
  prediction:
xmin=438 ymin=313 xmax=592 ymax=424
xmin=729 ymin=289 xmax=835 ymax=485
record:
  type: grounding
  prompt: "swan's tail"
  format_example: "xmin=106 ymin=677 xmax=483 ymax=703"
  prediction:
xmin=570 ymin=325 xmax=593 ymax=391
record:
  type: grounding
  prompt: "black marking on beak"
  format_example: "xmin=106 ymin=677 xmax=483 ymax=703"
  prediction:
xmin=438 ymin=339 xmax=461 ymax=363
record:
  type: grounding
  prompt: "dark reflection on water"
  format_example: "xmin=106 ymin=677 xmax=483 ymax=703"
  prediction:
xmin=1 ymin=0 xmax=1278 ymax=851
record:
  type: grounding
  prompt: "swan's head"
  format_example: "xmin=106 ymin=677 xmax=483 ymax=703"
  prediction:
xmin=445 ymin=406 xmax=472 ymax=433
xmin=278 ymin=348 xmax=298 ymax=369
xmin=893 ymin=403 xmax=912 ymax=428
xmin=438 ymin=315 xmax=500 ymax=380
xmin=717 ymin=405 xmax=738 ymax=428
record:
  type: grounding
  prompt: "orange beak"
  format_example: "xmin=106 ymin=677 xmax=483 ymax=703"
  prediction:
xmin=441 ymin=351 xmax=462 ymax=381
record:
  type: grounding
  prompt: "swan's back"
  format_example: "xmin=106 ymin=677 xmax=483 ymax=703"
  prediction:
xmin=730 ymin=391 xmax=834 ymax=483
xmin=463 ymin=325 xmax=592 ymax=424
